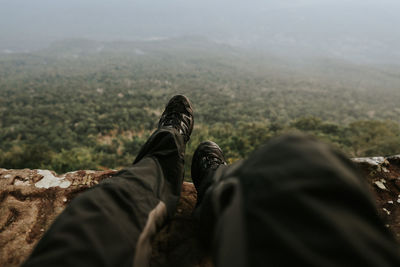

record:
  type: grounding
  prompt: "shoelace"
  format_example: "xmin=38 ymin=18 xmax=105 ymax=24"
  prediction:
xmin=162 ymin=111 xmax=182 ymax=128
xmin=202 ymin=155 xmax=225 ymax=170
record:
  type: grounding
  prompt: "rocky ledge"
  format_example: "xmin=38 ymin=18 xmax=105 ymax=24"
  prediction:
xmin=1 ymin=155 xmax=400 ymax=266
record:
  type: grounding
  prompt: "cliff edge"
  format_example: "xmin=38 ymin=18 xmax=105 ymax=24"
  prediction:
xmin=1 ymin=155 xmax=400 ymax=266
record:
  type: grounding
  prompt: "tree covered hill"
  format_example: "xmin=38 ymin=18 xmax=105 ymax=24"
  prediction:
xmin=1 ymin=38 xmax=399 ymax=175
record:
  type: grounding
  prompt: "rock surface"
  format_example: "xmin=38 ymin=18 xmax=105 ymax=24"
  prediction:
xmin=353 ymin=155 xmax=400 ymax=241
xmin=1 ymin=156 xmax=400 ymax=266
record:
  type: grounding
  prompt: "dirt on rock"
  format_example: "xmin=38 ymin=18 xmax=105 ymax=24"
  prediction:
xmin=1 ymin=156 xmax=400 ymax=266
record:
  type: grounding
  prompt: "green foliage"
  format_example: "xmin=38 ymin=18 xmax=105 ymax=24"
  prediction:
xmin=0 ymin=144 xmax=52 ymax=169
xmin=48 ymin=147 xmax=99 ymax=173
xmin=345 ymin=120 xmax=400 ymax=157
xmin=0 ymin=40 xmax=399 ymax=176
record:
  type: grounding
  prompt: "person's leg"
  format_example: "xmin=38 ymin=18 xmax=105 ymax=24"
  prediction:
xmin=193 ymin=135 xmax=400 ymax=267
xmin=23 ymin=95 xmax=194 ymax=267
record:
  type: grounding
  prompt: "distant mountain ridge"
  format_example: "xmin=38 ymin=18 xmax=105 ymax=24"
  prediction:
xmin=1 ymin=1 xmax=399 ymax=64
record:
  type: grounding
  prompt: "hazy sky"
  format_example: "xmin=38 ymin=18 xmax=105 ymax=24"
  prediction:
xmin=1 ymin=0 xmax=399 ymax=63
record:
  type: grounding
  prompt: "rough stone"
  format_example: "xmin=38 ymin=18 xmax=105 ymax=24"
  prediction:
xmin=1 ymin=155 xmax=400 ymax=266
xmin=0 ymin=169 xmax=211 ymax=267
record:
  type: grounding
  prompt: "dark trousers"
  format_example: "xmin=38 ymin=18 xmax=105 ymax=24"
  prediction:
xmin=23 ymin=128 xmax=186 ymax=267
xmin=23 ymin=131 xmax=400 ymax=267
xmin=196 ymin=135 xmax=400 ymax=266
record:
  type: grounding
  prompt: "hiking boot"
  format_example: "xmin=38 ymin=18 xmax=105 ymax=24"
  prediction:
xmin=191 ymin=141 xmax=227 ymax=199
xmin=158 ymin=95 xmax=194 ymax=144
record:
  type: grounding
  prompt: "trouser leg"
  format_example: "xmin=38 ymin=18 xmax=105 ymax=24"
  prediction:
xmin=23 ymin=128 xmax=185 ymax=267
xmin=196 ymin=134 xmax=400 ymax=267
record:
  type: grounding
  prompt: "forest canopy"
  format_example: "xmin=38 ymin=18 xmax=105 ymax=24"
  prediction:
xmin=1 ymin=38 xmax=399 ymax=177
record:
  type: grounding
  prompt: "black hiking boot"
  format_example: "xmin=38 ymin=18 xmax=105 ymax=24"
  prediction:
xmin=158 ymin=95 xmax=194 ymax=144
xmin=191 ymin=141 xmax=227 ymax=203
